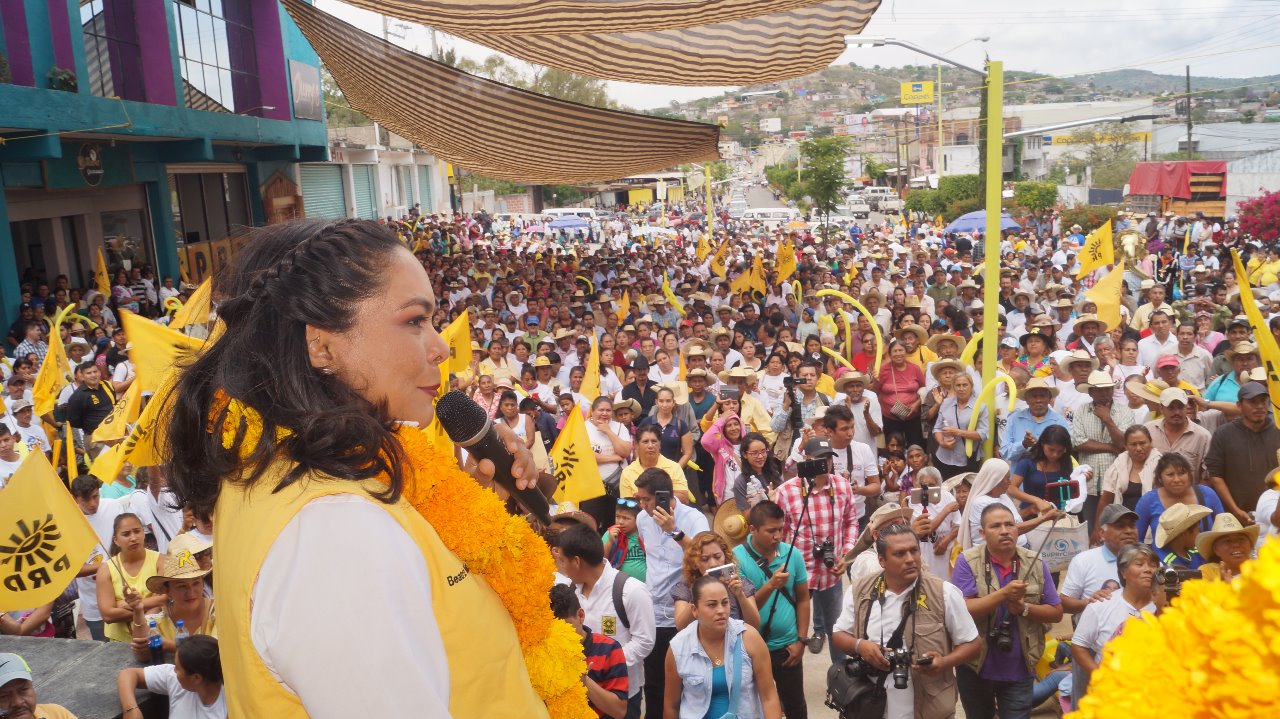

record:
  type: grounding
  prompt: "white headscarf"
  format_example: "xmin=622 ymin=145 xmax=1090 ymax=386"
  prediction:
xmin=959 ymin=458 xmax=1011 ymax=550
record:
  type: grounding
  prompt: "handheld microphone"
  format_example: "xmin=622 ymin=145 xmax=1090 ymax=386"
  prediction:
xmin=435 ymin=390 xmax=552 ymax=525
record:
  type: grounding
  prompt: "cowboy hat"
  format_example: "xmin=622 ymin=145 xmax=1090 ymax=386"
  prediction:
xmin=1224 ymin=342 xmax=1260 ymax=361
xmin=550 ymin=501 xmax=599 ymax=533
xmin=896 ymin=324 xmax=928 ymax=344
xmin=1072 ymin=314 xmax=1108 ymax=333
xmin=850 ymin=502 xmax=914 ymax=552
xmin=1078 ymin=369 xmax=1118 ymax=392
xmin=925 ymin=333 xmax=965 ymax=355
xmin=713 ymin=502 xmax=749 ymax=548
xmin=685 ymin=368 xmax=711 ymax=381
xmin=1061 ymin=349 xmax=1098 ymax=372
xmin=612 ymin=398 xmax=641 ymax=416
xmin=718 ymin=366 xmax=757 ymax=384
xmin=929 ymin=359 xmax=966 ymax=382
xmin=942 ymin=471 xmax=976 ymax=495
xmin=657 ymin=381 xmax=690 ymax=405
xmin=145 ymin=533 xmax=212 ymax=594
xmin=1018 ymin=377 xmax=1060 ymax=399
xmin=1155 ymin=503 xmax=1212 ymax=548
xmin=1195 ymin=513 xmax=1260 ymax=562
xmin=553 ymin=328 xmax=576 ymax=341
xmin=834 ymin=371 xmax=870 ymax=394
xmin=1122 ymin=378 xmax=1167 ymax=404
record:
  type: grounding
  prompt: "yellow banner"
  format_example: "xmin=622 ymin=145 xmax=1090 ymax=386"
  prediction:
xmin=776 ymin=238 xmax=797 ymax=282
xmin=440 ymin=309 xmax=472 ymax=384
xmin=1231 ymin=250 xmax=1280 ymax=424
xmin=550 ymin=409 xmax=605 ymax=504
xmin=616 ymin=290 xmax=630 ymax=324
xmin=32 ymin=307 xmax=74 ymax=416
xmin=661 ymin=274 xmax=685 ymax=316
xmin=749 ymin=254 xmax=767 ymax=295
xmin=1076 ymin=220 xmax=1114 ymax=279
xmin=900 ymin=81 xmax=934 ymax=104
xmin=0 ymin=452 xmax=99 ymax=611
xmin=581 ymin=336 xmax=601 ymax=400
xmin=120 ymin=310 xmax=204 ymax=393
xmin=95 ymin=249 xmax=112 ymax=298
xmin=695 ymin=233 xmax=711 ymax=262
xmin=1086 ymin=262 xmax=1125 ymax=333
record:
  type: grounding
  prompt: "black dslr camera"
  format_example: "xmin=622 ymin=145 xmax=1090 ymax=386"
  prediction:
xmin=1158 ymin=566 xmax=1201 ymax=599
xmin=883 ymin=646 xmax=915 ymax=690
xmin=782 ymin=375 xmax=798 ymax=389
xmin=813 ymin=539 xmax=836 ymax=568
xmin=988 ymin=620 xmax=1014 ymax=653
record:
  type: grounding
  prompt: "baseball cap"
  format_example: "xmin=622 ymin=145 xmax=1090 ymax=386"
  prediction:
xmin=0 ymin=653 xmax=33 ymax=688
xmin=1159 ymin=387 xmax=1190 ymax=406
xmin=525 ymin=316 xmax=539 ymax=325
xmin=10 ymin=398 xmax=33 ymax=413
xmin=1099 ymin=504 xmax=1138 ymax=526
xmin=1238 ymin=381 xmax=1269 ymax=400
xmin=1155 ymin=354 xmax=1180 ymax=369
xmin=802 ymin=437 xmax=835 ymax=458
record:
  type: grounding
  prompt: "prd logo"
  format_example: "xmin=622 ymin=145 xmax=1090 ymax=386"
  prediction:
xmin=0 ymin=514 xmax=73 ymax=592
xmin=912 ymin=83 xmax=923 ymax=92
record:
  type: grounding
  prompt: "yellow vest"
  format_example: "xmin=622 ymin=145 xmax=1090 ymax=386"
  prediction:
xmin=214 ymin=465 xmax=548 ymax=718
xmin=105 ymin=549 xmax=161 ymax=642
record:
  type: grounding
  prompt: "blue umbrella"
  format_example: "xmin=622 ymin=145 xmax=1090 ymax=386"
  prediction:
xmin=549 ymin=215 xmax=589 ymax=229
xmin=944 ymin=210 xmax=1021 ymax=234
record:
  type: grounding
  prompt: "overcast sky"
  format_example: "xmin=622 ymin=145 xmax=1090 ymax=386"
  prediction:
xmin=317 ymin=0 xmax=1280 ymax=109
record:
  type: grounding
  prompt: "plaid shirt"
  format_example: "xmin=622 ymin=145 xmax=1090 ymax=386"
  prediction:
xmin=775 ymin=476 xmax=859 ymax=591
xmin=1071 ymin=401 xmax=1135 ymax=495
xmin=14 ymin=339 xmax=47 ymax=365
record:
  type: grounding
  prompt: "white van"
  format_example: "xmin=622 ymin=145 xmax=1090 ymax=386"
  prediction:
xmin=543 ymin=207 xmax=599 ymax=221
xmin=741 ymin=207 xmax=800 ymax=229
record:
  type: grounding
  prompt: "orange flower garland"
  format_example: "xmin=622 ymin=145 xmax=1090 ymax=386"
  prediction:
xmin=388 ymin=426 xmax=594 ymax=719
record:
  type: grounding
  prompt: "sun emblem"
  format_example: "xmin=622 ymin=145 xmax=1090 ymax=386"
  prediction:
xmin=0 ymin=515 xmax=64 ymax=573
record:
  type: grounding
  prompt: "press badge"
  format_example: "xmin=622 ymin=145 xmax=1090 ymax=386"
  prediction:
xmin=601 ymin=615 xmax=617 ymax=636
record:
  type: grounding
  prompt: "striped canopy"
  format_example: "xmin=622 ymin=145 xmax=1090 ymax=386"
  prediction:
xmin=283 ymin=0 xmax=720 ymax=183
xmin=337 ymin=0 xmax=883 ymax=86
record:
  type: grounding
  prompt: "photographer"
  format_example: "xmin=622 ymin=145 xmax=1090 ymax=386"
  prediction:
xmin=769 ymin=361 xmax=829 ymax=437
xmin=951 ymin=504 xmax=1064 ymax=719
xmin=775 ymin=437 xmax=861 ymax=662
xmin=831 ymin=523 xmax=980 ymax=719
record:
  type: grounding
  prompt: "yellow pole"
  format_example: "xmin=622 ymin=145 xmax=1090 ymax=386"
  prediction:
xmin=981 ymin=60 xmax=1004 ymax=458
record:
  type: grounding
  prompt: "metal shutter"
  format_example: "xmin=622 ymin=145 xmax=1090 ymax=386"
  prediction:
xmin=400 ymin=166 xmax=415 ymax=207
xmin=417 ymin=166 xmax=434 ymax=214
xmin=300 ymin=164 xmax=346 ymax=219
xmin=352 ymin=165 xmax=377 ymax=219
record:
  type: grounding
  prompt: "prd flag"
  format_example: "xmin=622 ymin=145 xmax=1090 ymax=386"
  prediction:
xmin=170 ymin=278 xmax=212 ymax=330
xmin=440 ymin=309 xmax=472 ymax=383
xmin=581 ymin=336 xmax=601 ymax=400
xmin=749 ymin=254 xmax=767 ymax=296
xmin=549 ymin=409 xmax=605 ymax=504
xmin=776 ymin=238 xmax=797 ymax=282
xmin=1231 ymin=250 xmax=1280 ymax=424
xmin=1085 ymin=262 xmax=1125 ymax=332
xmin=91 ymin=381 xmax=142 ymax=444
xmin=0 ymin=452 xmax=99 ymax=611
xmin=661 ymin=274 xmax=685 ymax=316
xmin=695 ymin=233 xmax=711 ymax=262
xmin=119 ymin=310 xmax=204 ymax=392
xmin=32 ymin=306 xmax=74 ymax=416
xmin=616 ymin=290 xmax=630 ymax=324
xmin=1076 ymin=220 xmax=1114 ymax=279
xmin=709 ymin=240 xmax=729 ymax=278
xmin=95 ymin=248 xmax=112 ymax=297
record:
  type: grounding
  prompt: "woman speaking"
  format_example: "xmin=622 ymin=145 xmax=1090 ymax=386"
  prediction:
xmin=164 ymin=220 xmax=562 ymax=718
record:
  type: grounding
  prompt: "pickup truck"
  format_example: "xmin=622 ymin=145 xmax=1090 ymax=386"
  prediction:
xmin=863 ymin=187 xmax=903 ymax=214
xmin=844 ymin=196 xmax=871 ymax=219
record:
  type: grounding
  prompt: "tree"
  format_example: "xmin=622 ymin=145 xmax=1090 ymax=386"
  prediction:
xmin=1066 ymin=122 xmax=1139 ymax=189
xmin=1237 ymin=190 xmax=1280 ymax=242
xmin=799 ymin=136 xmax=853 ymax=237
xmin=1013 ymin=181 xmax=1058 ymax=214
xmin=321 ymin=67 xmax=369 ymax=128
xmin=862 ymin=154 xmax=889 ymax=183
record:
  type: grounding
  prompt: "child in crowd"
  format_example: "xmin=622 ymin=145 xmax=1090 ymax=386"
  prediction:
xmin=1155 ymin=503 xmax=1212 ymax=569
xmin=602 ymin=498 xmax=646 ymax=582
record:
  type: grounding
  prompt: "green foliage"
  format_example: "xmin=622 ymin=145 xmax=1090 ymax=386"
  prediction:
xmin=937 ymin=175 xmax=982 ymax=207
xmin=47 ymin=66 xmax=76 ymax=92
xmin=799 ymin=137 xmax=854 ymax=220
xmin=764 ymin=163 xmax=801 ymax=201
xmin=1013 ymin=181 xmax=1059 ymax=214
xmin=948 ymin=197 xmax=983 ymax=219
xmin=1067 ymin=121 xmax=1139 ymax=189
xmin=904 ymin=189 xmax=944 ymax=216
xmin=322 ymin=68 xmax=369 ymax=128
xmin=708 ymin=161 xmax=732 ymax=183
xmin=1059 ymin=205 xmax=1117 ymax=232
xmin=862 ymin=154 xmax=889 ymax=183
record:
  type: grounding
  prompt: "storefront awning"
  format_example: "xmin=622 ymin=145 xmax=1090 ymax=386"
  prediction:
xmin=283 ymin=0 xmax=720 ymax=183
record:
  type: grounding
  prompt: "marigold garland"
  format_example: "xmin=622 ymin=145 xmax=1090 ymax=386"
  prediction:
xmin=1070 ymin=536 xmax=1280 ymax=718
xmin=388 ymin=426 xmax=594 ymax=719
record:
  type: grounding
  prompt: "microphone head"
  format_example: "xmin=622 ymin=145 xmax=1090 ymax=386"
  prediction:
xmin=435 ymin=390 xmax=489 ymax=444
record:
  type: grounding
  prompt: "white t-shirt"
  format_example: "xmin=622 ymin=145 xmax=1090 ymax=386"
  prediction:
xmin=1059 ymin=545 xmax=1120 ymax=605
xmin=833 ymin=394 xmax=884 ymax=449
xmin=143 ymin=664 xmax=227 ymax=719
xmin=908 ymin=489 xmax=958 ymax=579
xmin=78 ymin=497 xmax=129 ymax=621
xmin=587 ymin=420 xmax=631 ymax=477
xmin=130 ymin=488 xmax=185 ymax=554
xmin=0 ymin=456 xmax=21 ymax=486
xmin=112 ymin=360 xmax=135 ymax=385
xmin=13 ymin=422 xmax=51 ymax=453
xmin=833 ymin=580 xmax=979 ymax=719
xmin=830 ymin=440 xmax=880 ymax=517
xmin=1255 ymin=489 xmax=1280 ymax=551
xmin=967 ymin=494 xmax=1030 ymax=548
xmin=1072 ymin=593 xmax=1154 ymax=662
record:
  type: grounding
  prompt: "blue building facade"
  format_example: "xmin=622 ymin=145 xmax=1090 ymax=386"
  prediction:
xmin=0 ymin=0 xmax=327 ymax=330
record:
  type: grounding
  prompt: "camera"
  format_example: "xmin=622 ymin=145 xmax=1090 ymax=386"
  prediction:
xmin=813 ymin=539 xmax=836 ymax=569
xmin=782 ymin=375 xmax=798 ymax=389
xmin=883 ymin=646 xmax=914 ymax=690
xmin=1158 ymin=566 xmax=1201 ymax=599
xmin=796 ymin=457 xmax=830 ymax=479
xmin=987 ymin=622 xmax=1013 ymax=653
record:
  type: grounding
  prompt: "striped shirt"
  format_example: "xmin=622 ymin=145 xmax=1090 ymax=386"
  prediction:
xmin=583 ymin=629 xmax=628 ymax=716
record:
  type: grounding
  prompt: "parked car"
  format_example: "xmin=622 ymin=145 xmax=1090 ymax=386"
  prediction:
xmin=844 ymin=197 xmax=871 ymax=219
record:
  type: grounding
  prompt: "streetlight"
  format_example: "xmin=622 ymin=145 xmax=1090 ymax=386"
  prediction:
xmin=1001 ymin=114 xmax=1161 ymax=139
xmin=846 ymin=34 xmax=1003 ymax=455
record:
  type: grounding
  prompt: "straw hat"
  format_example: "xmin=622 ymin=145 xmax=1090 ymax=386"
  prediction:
xmin=834 ymin=371 xmax=870 ymax=394
xmin=1077 ymin=369 xmax=1118 ymax=392
xmin=718 ymin=366 xmax=758 ymax=384
xmin=1072 ymin=314 xmax=1108 ymax=333
xmin=550 ymin=501 xmax=599 ymax=533
xmin=657 ymin=381 xmax=690 ymax=405
xmin=612 ymin=398 xmax=641 ymax=417
xmin=1061 ymin=349 xmax=1098 ymax=372
xmin=851 ymin=502 xmax=914 ymax=549
xmin=942 ymin=471 xmax=977 ymax=494
xmin=929 ymin=358 xmax=966 ymax=382
xmin=1018 ymin=377 xmax=1060 ymax=399
xmin=1224 ymin=342 xmax=1260 ymax=361
xmin=145 ymin=533 xmax=212 ymax=594
xmin=897 ymin=324 xmax=928 ymax=344
xmin=553 ymin=328 xmax=576 ymax=341
xmin=1195 ymin=513 xmax=1260 ymax=562
xmin=925 ymin=333 xmax=964 ymax=355
xmin=713 ymin=502 xmax=749 ymax=548
xmin=1154 ymin=503 xmax=1212 ymax=548
xmin=1125 ymin=378 xmax=1170 ymax=404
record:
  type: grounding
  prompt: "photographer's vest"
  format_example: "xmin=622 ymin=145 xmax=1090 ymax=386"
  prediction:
xmin=213 ymin=467 xmax=547 ymax=718
xmin=961 ymin=545 xmax=1047 ymax=676
xmin=848 ymin=572 xmax=957 ymax=719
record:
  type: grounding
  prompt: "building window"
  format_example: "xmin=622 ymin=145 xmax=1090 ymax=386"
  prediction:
xmin=956 ymin=133 xmax=969 ymax=145
xmin=169 ymin=172 xmax=251 ymax=244
xmin=81 ymin=0 xmax=147 ymax=101
xmin=174 ymin=0 xmax=259 ymax=113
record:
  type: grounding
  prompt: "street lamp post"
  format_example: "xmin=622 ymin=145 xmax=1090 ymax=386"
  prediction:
xmin=846 ymin=35 xmax=1002 ymax=455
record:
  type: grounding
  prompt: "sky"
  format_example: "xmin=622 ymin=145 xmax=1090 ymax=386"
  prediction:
xmin=316 ymin=0 xmax=1280 ymax=110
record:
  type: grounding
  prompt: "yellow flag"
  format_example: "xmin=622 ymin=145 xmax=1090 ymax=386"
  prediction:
xmin=550 ymin=409 xmax=605 ymax=504
xmin=616 ymin=290 xmax=630 ymax=325
xmin=749 ymin=254 xmax=767 ymax=296
xmin=32 ymin=308 xmax=73 ymax=416
xmin=89 ymin=441 xmax=127 ymax=484
xmin=0 ymin=452 xmax=100 ymax=611
xmin=440 ymin=309 xmax=472 ymax=384
xmin=119 ymin=310 xmax=203 ymax=393
xmin=777 ymin=239 xmax=797 ymax=282
xmin=709 ymin=240 xmax=729 ymax=278
xmin=729 ymin=267 xmax=754 ymax=296
xmin=95 ymin=248 xmax=111 ymax=298
xmin=91 ymin=381 xmax=143 ymax=444
xmin=844 ymin=263 xmax=859 ymax=285
xmin=1085 ymin=262 xmax=1125 ymax=332
xmin=1231 ymin=250 xmax=1280 ymax=424
xmin=695 ymin=233 xmax=711 ymax=262
xmin=678 ymin=350 xmax=687 ymax=381
xmin=581 ymin=336 xmax=601 ymax=400
xmin=661 ymin=274 xmax=685 ymax=316
xmin=170 ymin=278 xmax=212 ymax=330
xmin=1076 ymin=220 xmax=1114 ymax=279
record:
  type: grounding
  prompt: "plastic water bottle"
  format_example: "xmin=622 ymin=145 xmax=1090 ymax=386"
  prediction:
xmin=175 ymin=620 xmax=189 ymax=647
xmin=147 ymin=620 xmax=164 ymax=665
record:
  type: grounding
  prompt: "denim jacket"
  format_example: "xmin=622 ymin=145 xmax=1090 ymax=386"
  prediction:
xmin=670 ymin=617 xmax=762 ymax=719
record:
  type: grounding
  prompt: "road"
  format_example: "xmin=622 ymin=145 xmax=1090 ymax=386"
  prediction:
xmin=740 ymin=182 xmax=892 ymax=229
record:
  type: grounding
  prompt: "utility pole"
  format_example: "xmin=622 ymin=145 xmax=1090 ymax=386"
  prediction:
xmin=1185 ymin=65 xmax=1193 ymax=161
xmin=894 ymin=117 xmax=902 ymax=192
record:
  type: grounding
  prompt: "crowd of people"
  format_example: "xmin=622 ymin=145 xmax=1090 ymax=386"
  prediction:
xmin=2 ymin=200 xmax=1278 ymax=719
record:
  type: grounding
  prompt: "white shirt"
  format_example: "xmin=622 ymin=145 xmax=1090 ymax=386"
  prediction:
xmin=1053 ymin=382 xmax=1091 ymax=424
xmin=832 ymin=580 xmax=979 ymax=719
xmin=143 ymin=664 xmax=227 ymax=718
xmin=112 ymin=360 xmax=135 ymax=385
xmin=254 ymin=495 xmax=452 ymax=716
xmin=1255 ymin=489 xmax=1279 ymax=550
xmin=1072 ymin=592 xmax=1154 ymax=661
xmin=1136 ymin=333 xmax=1179 ymax=370
xmin=11 ymin=422 xmax=50 ymax=454
xmin=967 ymin=495 xmax=1030 ymax=548
xmin=0 ymin=456 xmax=20 ymax=486
xmin=830 ymin=439 xmax=881 ymax=517
xmin=1059 ymin=545 xmax=1121 ymax=606
xmin=908 ymin=490 xmax=959 ymax=579
xmin=78 ymin=497 xmax=129 ymax=621
xmin=575 ymin=562 xmax=656 ymax=698
xmin=833 ymin=394 xmax=884 ymax=449
xmin=130 ymin=488 xmax=185 ymax=554
xmin=637 ymin=501 xmax=710 ymax=627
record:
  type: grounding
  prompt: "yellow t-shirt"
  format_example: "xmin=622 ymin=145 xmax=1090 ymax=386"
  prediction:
xmin=619 ymin=455 xmax=689 ymax=498
xmin=36 ymin=705 xmax=77 ymax=719
xmin=105 ymin=550 xmax=162 ymax=642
